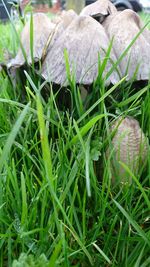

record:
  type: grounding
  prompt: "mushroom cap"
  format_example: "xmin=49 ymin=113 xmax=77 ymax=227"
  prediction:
xmin=103 ymin=10 xmax=150 ymax=81
xmin=52 ymin=9 xmax=78 ymax=28
xmin=41 ymin=15 xmax=120 ymax=86
xmin=46 ymin=9 xmax=78 ymax=52
xmin=8 ymin=13 xmax=55 ymax=69
xmin=80 ymin=0 xmax=117 ymax=22
xmin=106 ymin=117 xmax=149 ymax=184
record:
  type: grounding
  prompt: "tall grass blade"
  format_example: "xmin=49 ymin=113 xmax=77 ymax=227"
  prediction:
xmin=113 ymin=199 xmax=150 ymax=247
xmin=36 ymin=95 xmax=53 ymax=186
xmin=1 ymin=0 xmax=27 ymax=61
xmin=119 ymin=162 xmax=150 ymax=209
xmin=48 ymin=240 xmax=62 ymax=267
xmin=62 ymin=223 xmax=93 ymax=265
xmin=92 ymin=242 xmax=111 ymax=264
xmin=70 ymin=114 xmax=105 ymax=146
xmin=0 ymin=103 xmax=29 ymax=173
xmin=134 ymin=245 xmax=145 ymax=267
xmin=85 ymin=128 xmax=93 ymax=197
xmin=21 ymin=172 xmax=28 ymax=226
xmin=29 ymin=13 xmax=34 ymax=68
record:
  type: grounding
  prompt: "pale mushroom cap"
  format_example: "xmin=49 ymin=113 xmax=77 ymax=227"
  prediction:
xmin=41 ymin=15 xmax=120 ymax=86
xmin=8 ymin=13 xmax=55 ymax=68
xmin=80 ymin=0 xmax=117 ymax=19
xmin=54 ymin=9 xmax=78 ymax=28
xmin=46 ymin=9 xmax=78 ymax=53
xmin=107 ymin=117 xmax=149 ymax=184
xmin=103 ymin=10 xmax=150 ymax=81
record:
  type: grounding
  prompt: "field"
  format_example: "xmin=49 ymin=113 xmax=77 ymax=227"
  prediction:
xmin=0 ymin=11 xmax=150 ymax=267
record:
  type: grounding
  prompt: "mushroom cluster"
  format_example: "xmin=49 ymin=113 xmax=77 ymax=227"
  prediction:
xmin=4 ymin=0 xmax=150 ymax=86
xmin=2 ymin=0 xmax=149 ymax=184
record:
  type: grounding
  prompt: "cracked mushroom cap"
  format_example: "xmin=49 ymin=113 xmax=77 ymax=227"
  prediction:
xmin=41 ymin=15 xmax=120 ymax=86
xmin=8 ymin=13 xmax=55 ymax=69
xmin=80 ymin=0 xmax=117 ymax=23
xmin=103 ymin=10 xmax=150 ymax=81
xmin=106 ymin=117 xmax=149 ymax=185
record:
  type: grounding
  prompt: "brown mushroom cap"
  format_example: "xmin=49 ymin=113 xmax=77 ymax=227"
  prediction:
xmin=8 ymin=13 xmax=55 ymax=69
xmin=103 ymin=10 xmax=150 ymax=81
xmin=106 ymin=117 xmax=149 ymax=184
xmin=80 ymin=0 xmax=117 ymax=23
xmin=41 ymin=15 xmax=120 ymax=86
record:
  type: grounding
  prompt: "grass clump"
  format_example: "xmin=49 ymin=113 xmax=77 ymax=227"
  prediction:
xmin=0 ymin=13 xmax=150 ymax=267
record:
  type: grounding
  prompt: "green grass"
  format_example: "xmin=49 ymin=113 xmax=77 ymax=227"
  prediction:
xmin=0 ymin=12 xmax=150 ymax=267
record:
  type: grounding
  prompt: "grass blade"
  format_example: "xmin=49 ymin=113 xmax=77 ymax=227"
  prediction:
xmin=119 ymin=161 xmax=150 ymax=210
xmin=36 ymin=95 xmax=53 ymax=186
xmin=92 ymin=242 xmax=111 ymax=264
xmin=29 ymin=13 xmax=34 ymax=68
xmin=0 ymin=103 xmax=29 ymax=173
xmin=70 ymin=114 xmax=105 ymax=146
xmin=21 ymin=172 xmax=28 ymax=227
xmin=48 ymin=240 xmax=62 ymax=267
xmin=113 ymin=199 xmax=150 ymax=247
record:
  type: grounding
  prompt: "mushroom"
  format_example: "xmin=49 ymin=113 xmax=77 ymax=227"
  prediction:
xmin=7 ymin=10 xmax=78 ymax=71
xmin=7 ymin=13 xmax=55 ymax=69
xmin=41 ymin=15 xmax=120 ymax=86
xmin=106 ymin=117 xmax=149 ymax=185
xmin=103 ymin=10 xmax=150 ymax=81
xmin=80 ymin=0 xmax=117 ymax=23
